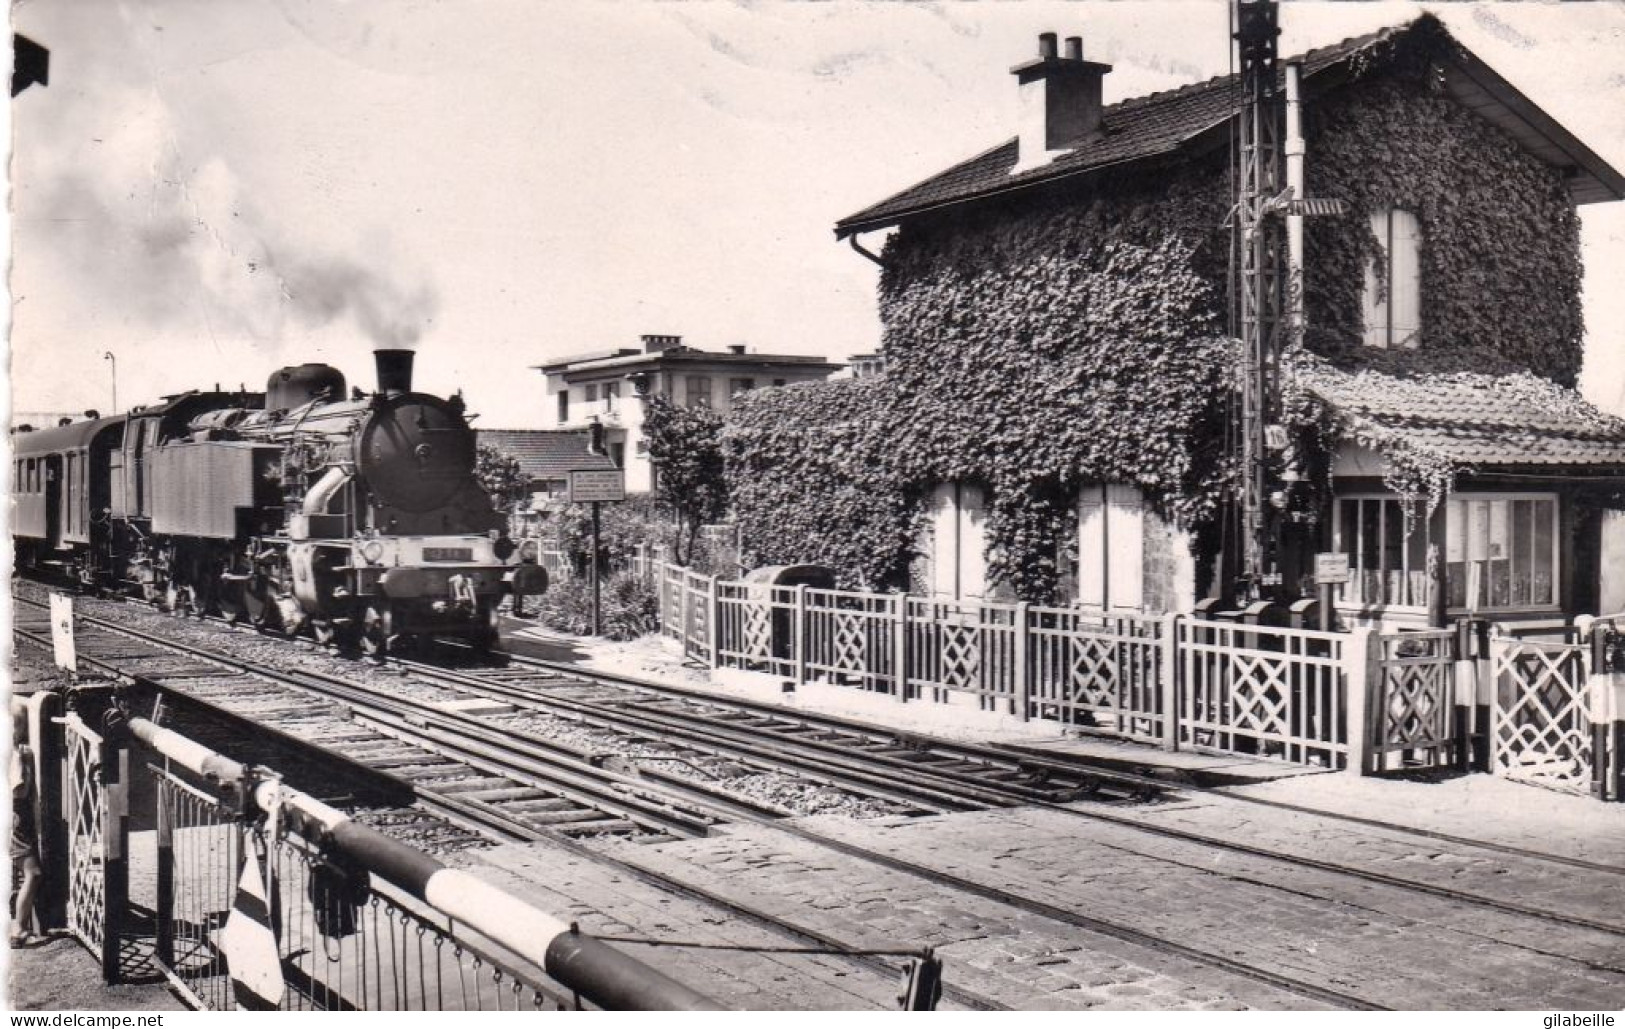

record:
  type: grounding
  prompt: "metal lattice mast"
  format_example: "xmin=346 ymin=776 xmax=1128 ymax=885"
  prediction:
xmin=1233 ymin=0 xmax=1286 ymax=593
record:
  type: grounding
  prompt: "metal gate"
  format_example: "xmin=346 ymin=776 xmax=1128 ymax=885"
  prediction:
xmin=1489 ymin=636 xmax=1593 ymax=793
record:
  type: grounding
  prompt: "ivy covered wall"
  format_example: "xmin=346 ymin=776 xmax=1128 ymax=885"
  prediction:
xmin=724 ymin=376 xmax=917 ymax=590
xmin=727 ymin=22 xmax=1587 ymax=600
xmin=1301 ymin=26 xmax=1584 ymax=385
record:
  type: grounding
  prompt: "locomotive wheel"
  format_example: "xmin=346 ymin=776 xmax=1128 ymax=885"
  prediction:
xmin=469 ymin=602 xmax=500 ymax=658
xmin=360 ymin=606 xmax=390 ymax=662
xmin=218 ymin=588 xmax=245 ymax=626
xmin=243 ymin=584 xmax=274 ymax=630
xmin=312 ymin=620 xmax=337 ymax=648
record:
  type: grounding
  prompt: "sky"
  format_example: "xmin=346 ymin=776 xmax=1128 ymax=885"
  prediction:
xmin=6 ymin=1 xmax=1625 ymax=428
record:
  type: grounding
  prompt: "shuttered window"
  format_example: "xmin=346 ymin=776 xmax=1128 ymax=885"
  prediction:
xmin=1362 ymin=207 xmax=1421 ymax=348
xmin=1077 ymin=484 xmax=1144 ymax=611
xmin=924 ymin=482 xmax=988 ymax=601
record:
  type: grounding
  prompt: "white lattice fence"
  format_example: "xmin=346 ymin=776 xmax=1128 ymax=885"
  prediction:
xmin=1180 ymin=620 xmax=1349 ymax=768
xmin=904 ymin=598 xmax=1019 ymax=711
xmin=1490 ymin=636 xmax=1593 ymax=793
xmin=714 ymin=582 xmax=795 ymax=679
xmin=1028 ymin=608 xmax=1168 ymax=741
xmin=658 ymin=565 xmax=685 ymax=643
xmin=680 ymin=570 xmax=714 ymax=664
xmin=804 ymin=589 xmax=899 ymax=695
xmin=63 ymin=713 xmax=109 ymax=957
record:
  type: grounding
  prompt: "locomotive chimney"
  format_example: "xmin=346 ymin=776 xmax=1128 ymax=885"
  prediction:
xmin=375 ymin=349 xmax=414 ymax=395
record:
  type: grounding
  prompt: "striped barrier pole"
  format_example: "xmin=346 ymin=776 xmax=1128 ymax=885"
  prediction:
xmin=127 ymin=718 xmax=723 ymax=1010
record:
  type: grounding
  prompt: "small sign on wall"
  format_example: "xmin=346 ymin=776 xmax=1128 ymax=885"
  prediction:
xmin=1314 ymin=552 xmax=1351 ymax=585
xmin=49 ymin=592 xmax=77 ymax=672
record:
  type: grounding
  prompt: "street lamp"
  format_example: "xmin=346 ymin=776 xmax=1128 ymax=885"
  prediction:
xmin=103 ymin=352 xmax=117 ymax=413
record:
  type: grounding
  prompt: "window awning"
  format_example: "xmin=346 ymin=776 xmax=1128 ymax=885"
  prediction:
xmin=1294 ymin=359 xmax=1625 ymax=471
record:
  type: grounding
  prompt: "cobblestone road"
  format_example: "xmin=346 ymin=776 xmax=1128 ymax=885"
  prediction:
xmin=457 ymin=841 xmax=911 ymax=1010
xmin=592 ymin=797 xmax=1625 ymax=1010
xmin=605 ymin=825 xmax=1328 ymax=1011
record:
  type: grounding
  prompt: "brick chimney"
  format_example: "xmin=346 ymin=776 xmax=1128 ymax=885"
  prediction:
xmin=1011 ymin=32 xmax=1112 ymax=173
xmin=641 ymin=334 xmax=682 ymax=354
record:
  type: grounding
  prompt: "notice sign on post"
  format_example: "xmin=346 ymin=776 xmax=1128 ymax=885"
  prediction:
xmin=1314 ymin=552 xmax=1351 ymax=585
xmin=567 ymin=469 xmax=626 ymax=504
xmin=50 ymin=592 xmax=77 ymax=673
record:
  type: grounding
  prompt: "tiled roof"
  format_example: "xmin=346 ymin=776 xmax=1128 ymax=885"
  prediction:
xmin=836 ymin=14 xmax=1625 ymax=233
xmin=477 ymin=429 xmax=618 ymax=483
xmin=835 ymin=22 xmax=1405 ymax=235
xmin=1296 ymin=362 xmax=1625 ymax=469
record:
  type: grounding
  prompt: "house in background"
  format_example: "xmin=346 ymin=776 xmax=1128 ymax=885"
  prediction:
xmin=475 ymin=428 xmax=617 ymax=533
xmin=536 ymin=335 xmax=842 ymax=494
xmin=823 ymin=15 xmax=1625 ymax=626
xmin=843 ymin=353 xmax=886 ymax=379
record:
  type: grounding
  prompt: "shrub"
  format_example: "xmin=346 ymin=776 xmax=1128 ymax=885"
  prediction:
xmin=534 ymin=571 xmax=659 ymax=641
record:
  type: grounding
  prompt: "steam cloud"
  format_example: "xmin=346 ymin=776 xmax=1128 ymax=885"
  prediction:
xmin=29 ymin=67 xmax=437 ymax=354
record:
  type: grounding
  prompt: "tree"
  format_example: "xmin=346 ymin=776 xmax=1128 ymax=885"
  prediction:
xmin=474 ymin=444 xmax=529 ymax=518
xmin=642 ymin=394 xmax=728 ymax=565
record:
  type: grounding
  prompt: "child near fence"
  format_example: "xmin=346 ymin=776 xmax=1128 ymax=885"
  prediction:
xmin=10 ymin=703 xmax=43 ymax=947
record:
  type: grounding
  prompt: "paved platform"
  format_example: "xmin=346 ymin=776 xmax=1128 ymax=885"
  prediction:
xmin=601 ymin=802 xmax=1625 ymax=1010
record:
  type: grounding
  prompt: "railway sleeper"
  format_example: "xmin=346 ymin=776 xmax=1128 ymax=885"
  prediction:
xmin=520 ymin=807 xmax=623 ymax=826
xmin=389 ymin=763 xmax=473 ymax=781
xmin=502 ymin=797 xmax=588 ymax=815
xmin=458 ymin=786 xmax=559 ymax=803
xmin=557 ymin=818 xmax=642 ymax=837
xmin=363 ymin=754 xmax=460 ymax=772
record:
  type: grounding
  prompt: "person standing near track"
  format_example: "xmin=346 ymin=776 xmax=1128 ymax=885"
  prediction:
xmin=10 ymin=704 xmax=43 ymax=947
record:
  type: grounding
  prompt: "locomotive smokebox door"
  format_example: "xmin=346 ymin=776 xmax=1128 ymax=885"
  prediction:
xmin=354 ymin=396 xmax=475 ymax=513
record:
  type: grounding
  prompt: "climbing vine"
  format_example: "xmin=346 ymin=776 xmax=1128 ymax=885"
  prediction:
xmin=725 ymin=377 xmax=916 ymax=590
xmin=725 ymin=15 xmax=1588 ymax=596
xmin=1301 ymin=18 xmax=1583 ymax=385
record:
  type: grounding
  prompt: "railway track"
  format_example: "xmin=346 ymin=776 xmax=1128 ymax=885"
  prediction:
xmin=18 ymin=586 xmax=1623 ymax=1009
xmin=490 ymin=649 xmax=1625 ymax=875
xmin=11 ymin=592 xmax=1004 ymax=1010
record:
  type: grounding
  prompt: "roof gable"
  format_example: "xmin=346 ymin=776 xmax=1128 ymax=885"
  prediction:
xmin=836 ymin=16 xmax=1624 ymax=237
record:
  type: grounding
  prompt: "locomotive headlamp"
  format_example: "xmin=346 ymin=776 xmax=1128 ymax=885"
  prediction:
xmin=518 ymin=539 xmax=539 ymax=563
xmin=360 ymin=540 xmax=386 ymax=565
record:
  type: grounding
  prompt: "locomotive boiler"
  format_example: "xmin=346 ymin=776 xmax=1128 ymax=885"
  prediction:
xmin=13 ymin=349 xmax=547 ymax=656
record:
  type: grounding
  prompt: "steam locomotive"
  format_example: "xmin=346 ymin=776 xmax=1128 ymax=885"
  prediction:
xmin=12 ymin=349 xmax=548 ymax=656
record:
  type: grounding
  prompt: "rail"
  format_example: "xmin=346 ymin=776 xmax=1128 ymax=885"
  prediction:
xmin=39 ymin=705 xmax=723 ymax=1011
xmin=127 ymin=716 xmax=722 ymax=1010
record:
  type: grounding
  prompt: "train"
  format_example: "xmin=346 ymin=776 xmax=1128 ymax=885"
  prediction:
xmin=12 ymin=349 xmax=548 ymax=656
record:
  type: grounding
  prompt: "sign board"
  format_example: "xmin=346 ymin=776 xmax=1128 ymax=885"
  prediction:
xmin=1314 ymin=552 xmax=1351 ymax=585
xmin=49 ymin=593 xmax=77 ymax=673
xmin=567 ymin=469 xmax=626 ymax=504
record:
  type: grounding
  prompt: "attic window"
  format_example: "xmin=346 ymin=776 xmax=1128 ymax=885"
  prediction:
xmin=1362 ymin=208 xmax=1421 ymax=349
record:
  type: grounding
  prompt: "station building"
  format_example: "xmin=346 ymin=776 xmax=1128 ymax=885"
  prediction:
xmin=790 ymin=14 xmax=1625 ymax=628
